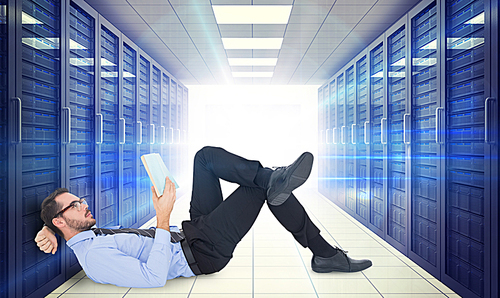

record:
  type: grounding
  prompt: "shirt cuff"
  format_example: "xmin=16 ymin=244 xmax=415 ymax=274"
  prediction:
xmin=154 ymin=228 xmax=171 ymax=246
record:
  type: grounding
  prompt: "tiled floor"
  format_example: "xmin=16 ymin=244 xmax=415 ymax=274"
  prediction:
xmin=46 ymin=186 xmax=462 ymax=298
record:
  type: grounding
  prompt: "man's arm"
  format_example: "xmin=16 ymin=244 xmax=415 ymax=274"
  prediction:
xmin=34 ymin=226 xmax=58 ymax=254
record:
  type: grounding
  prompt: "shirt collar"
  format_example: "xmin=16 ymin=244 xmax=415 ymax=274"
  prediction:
xmin=67 ymin=230 xmax=96 ymax=248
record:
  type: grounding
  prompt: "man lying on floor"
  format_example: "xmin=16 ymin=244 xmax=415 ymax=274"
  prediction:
xmin=35 ymin=146 xmax=372 ymax=287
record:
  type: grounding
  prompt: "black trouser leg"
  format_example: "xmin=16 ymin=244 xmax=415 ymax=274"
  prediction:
xmin=182 ymin=146 xmax=322 ymax=274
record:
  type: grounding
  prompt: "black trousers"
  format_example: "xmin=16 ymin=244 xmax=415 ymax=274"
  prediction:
xmin=182 ymin=146 xmax=321 ymax=274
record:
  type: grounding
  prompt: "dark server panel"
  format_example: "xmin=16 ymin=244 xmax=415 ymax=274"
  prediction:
xmin=21 ymin=0 xmax=62 ymax=295
xmin=446 ymin=0 xmax=486 ymax=296
xmin=151 ymin=66 xmax=160 ymax=154
xmin=122 ymin=43 xmax=137 ymax=228
xmin=328 ymin=81 xmax=336 ymax=199
xmin=170 ymin=80 xmax=177 ymax=176
xmin=346 ymin=66 xmax=356 ymax=213
xmin=68 ymin=1 xmax=95 ymax=277
xmin=370 ymin=43 xmax=385 ymax=232
xmin=138 ymin=56 xmax=150 ymax=223
xmin=161 ymin=73 xmax=170 ymax=171
xmin=411 ymin=2 xmax=439 ymax=268
xmin=336 ymin=74 xmax=345 ymax=205
xmin=99 ymin=26 xmax=119 ymax=228
xmin=356 ymin=56 xmax=368 ymax=221
xmin=0 ymin=1 xmax=7 ymax=297
xmin=387 ymin=25 xmax=408 ymax=248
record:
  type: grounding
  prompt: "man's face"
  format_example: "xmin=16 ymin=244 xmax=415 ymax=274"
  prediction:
xmin=55 ymin=193 xmax=96 ymax=232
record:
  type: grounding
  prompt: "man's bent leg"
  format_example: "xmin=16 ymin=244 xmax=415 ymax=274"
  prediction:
xmin=183 ymin=186 xmax=266 ymax=274
xmin=190 ymin=146 xmax=268 ymax=219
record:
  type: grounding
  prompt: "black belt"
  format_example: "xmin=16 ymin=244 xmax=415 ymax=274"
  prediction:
xmin=180 ymin=238 xmax=202 ymax=275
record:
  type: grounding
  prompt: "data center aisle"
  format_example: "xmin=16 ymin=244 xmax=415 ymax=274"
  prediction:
xmin=45 ymin=186 xmax=462 ymax=298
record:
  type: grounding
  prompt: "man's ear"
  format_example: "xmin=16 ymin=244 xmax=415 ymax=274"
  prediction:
xmin=52 ymin=217 xmax=65 ymax=229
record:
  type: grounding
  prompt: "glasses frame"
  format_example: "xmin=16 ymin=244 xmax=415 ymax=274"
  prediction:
xmin=53 ymin=198 xmax=87 ymax=219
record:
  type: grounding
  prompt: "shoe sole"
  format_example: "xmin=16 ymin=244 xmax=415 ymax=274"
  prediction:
xmin=312 ymin=261 xmax=372 ymax=273
xmin=267 ymin=152 xmax=313 ymax=206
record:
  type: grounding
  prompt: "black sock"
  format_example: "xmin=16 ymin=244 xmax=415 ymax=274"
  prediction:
xmin=308 ymin=234 xmax=337 ymax=258
xmin=254 ymin=166 xmax=273 ymax=189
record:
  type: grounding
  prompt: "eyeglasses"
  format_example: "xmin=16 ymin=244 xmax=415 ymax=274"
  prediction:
xmin=53 ymin=199 xmax=88 ymax=219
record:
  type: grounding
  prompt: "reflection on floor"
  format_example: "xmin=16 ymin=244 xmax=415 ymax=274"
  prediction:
xmin=46 ymin=187 xmax=461 ymax=298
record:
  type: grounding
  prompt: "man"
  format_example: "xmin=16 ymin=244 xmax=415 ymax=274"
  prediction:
xmin=35 ymin=146 xmax=372 ymax=288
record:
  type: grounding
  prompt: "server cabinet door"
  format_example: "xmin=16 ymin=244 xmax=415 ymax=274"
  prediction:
xmin=121 ymin=41 xmax=138 ymax=228
xmin=138 ymin=55 xmax=151 ymax=226
xmin=98 ymin=21 xmax=121 ymax=228
xmin=444 ymin=0 xmax=490 ymax=296
xmin=386 ymin=20 xmax=409 ymax=254
xmin=345 ymin=66 xmax=356 ymax=215
xmin=161 ymin=73 xmax=171 ymax=172
xmin=66 ymin=0 xmax=97 ymax=279
xmin=368 ymin=40 xmax=386 ymax=236
xmin=151 ymin=65 xmax=160 ymax=155
xmin=16 ymin=0 xmax=67 ymax=295
xmin=327 ymin=80 xmax=336 ymax=201
xmin=409 ymin=0 xmax=441 ymax=276
xmin=356 ymin=55 xmax=369 ymax=224
xmin=336 ymin=73 xmax=346 ymax=206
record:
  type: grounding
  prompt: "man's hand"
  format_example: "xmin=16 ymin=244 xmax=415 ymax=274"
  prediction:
xmin=151 ymin=177 xmax=176 ymax=232
xmin=35 ymin=226 xmax=58 ymax=254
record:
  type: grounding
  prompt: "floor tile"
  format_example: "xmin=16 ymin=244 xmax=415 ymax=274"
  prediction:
xmin=254 ymin=266 xmax=310 ymax=279
xmin=254 ymin=278 xmax=316 ymax=294
xmin=191 ymin=278 xmax=252 ymax=294
xmin=369 ymin=278 xmax=443 ymax=294
xmin=311 ymin=278 xmax=379 ymax=294
xmin=127 ymin=277 xmax=195 ymax=294
xmin=64 ymin=278 xmax=129 ymax=294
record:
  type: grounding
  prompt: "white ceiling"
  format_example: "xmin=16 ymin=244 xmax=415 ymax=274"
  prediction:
xmin=84 ymin=0 xmax=421 ymax=85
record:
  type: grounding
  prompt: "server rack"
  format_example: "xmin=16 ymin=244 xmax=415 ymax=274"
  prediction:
xmin=16 ymin=0 xmax=66 ymax=296
xmin=355 ymin=52 xmax=369 ymax=224
xmin=443 ymin=0 xmax=491 ymax=296
xmin=98 ymin=20 xmax=121 ymax=229
xmin=367 ymin=35 xmax=386 ymax=237
xmin=385 ymin=16 xmax=410 ymax=254
xmin=408 ymin=0 xmax=442 ymax=277
xmin=336 ymin=73 xmax=345 ymax=206
xmin=345 ymin=65 xmax=356 ymax=214
xmin=318 ymin=0 xmax=499 ymax=296
xmin=121 ymin=35 xmax=138 ymax=229
xmin=1 ymin=1 xmax=10 ymax=297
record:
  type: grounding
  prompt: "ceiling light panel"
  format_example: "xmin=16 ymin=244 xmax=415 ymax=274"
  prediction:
xmin=213 ymin=5 xmax=292 ymax=24
xmin=222 ymin=38 xmax=283 ymax=49
xmin=228 ymin=58 xmax=278 ymax=66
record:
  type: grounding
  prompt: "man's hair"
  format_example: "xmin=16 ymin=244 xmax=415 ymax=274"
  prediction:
xmin=41 ymin=188 xmax=69 ymax=237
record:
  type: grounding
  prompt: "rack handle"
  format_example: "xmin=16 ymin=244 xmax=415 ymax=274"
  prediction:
xmin=351 ymin=124 xmax=356 ymax=144
xmin=12 ymin=97 xmax=22 ymax=143
xmin=364 ymin=121 xmax=370 ymax=145
xmin=150 ymin=124 xmax=155 ymax=144
xmin=436 ymin=107 xmax=444 ymax=144
xmin=381 ymin=118 xmax=387 ymax=145
xmin=119 ymin=118 xmax=125 ymax=145
xmin=485 ymin=97 xmax=495 ymax=144
xmin=161 ymin=126 xmax=166 ymax=144
xmin=137 ymin=121 xmax=142 ymax=144
xmin=96 ymin=113 xmax=103 ymax=144
xmin=403 ymin=113 xmax=411 ymax=145
xmin=63 ymin=107 xmax=71 ymax=144
xmin=341 ymin=126 xmax=346 ymax=145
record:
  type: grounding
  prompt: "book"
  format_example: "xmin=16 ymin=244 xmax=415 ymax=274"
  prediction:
xmin=140 ymin=153 xmax=179 ymax=197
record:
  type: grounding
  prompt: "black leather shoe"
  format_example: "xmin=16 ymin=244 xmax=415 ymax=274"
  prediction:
xmin=267 ymin=152 xmax=313 ymax=206
xmin=311 ymin=248 xmax=372 ymax=273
